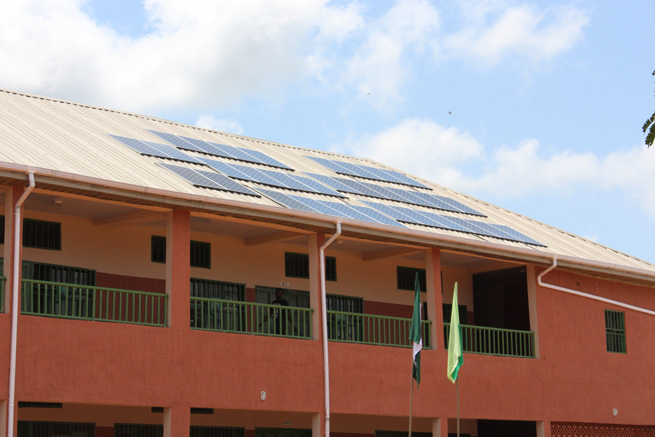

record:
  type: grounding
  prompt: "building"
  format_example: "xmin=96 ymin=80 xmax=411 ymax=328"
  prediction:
xmin=0 ymin=88 xmax=654 ymax=437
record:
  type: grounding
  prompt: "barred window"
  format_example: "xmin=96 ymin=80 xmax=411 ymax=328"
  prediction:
xmin=326 ymin=256 xmax=337 ymax=281
xmin=396 ymin=266 xmax=426 ymax=292
xmin=23 ymin=218 xmax=61 ymax=250
xmin=190 ymin=240 xmax=211 ymax=268
xmin=285 ymin=252 xmax=309 ymax=278
xmin=191 ymin=427 xmax=244 ymax=437
xmin=151 ymin=235 xmax=166 ymax=263
xmin=17 ymin=421 xmax=95 ymax=436
xmin=115 ymin=424 xmax=162 ymax=437
xmin=605 ymin=309 xmax=626 ymax=353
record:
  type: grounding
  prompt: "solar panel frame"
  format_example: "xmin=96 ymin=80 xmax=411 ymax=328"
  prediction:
xmin=194 ymin=169 xmax=260 ymax=196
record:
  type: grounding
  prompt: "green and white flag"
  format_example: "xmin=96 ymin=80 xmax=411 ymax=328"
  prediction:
xmin=410 ymin=272 xmax=422 ymax=387
xmin=447 ymin=282 xmax=463 ymax=383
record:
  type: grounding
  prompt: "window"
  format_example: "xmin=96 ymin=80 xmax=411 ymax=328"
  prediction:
xmin=151 ymin=235 xmax=166 ymax=263
xmin=396 ymin=266 xmax=426 ymax=292
xmin=17 ymin=421 xmax=95 ymax=437
xmin=191 ymin=427 xmax=244 ymax=437
xmin=190 ymin=240 xmax=211 ymax=268
xmin=150 ymin=237 xmax=212 ymax=268
xmin=115 ymin=424 xmax=162 ymax=437
xmin=326 ymin=256 xmax=337 ymax=281
xmin=23 ymin=218 xmax=61 ymax=250
xmin=326 ymin=294 xmax=364 ymax=341
xmin=605 ymin=309 xmax=626 ymax=353
xmin=285 ymin=252 xmax=309 ymax=278
xmin=0 ymin=215 xmax=4 ymax=244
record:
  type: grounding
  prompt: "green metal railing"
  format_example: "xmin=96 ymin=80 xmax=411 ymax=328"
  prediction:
xmin=444 ymin=323 xmax=535 ymax=358
xmin=0 ymin=276 xmax=5 ymax=313
xmin=190 ymin=297 xmax=313 ymax=339
xmin=327 ymin=310 xmax=432 ymax=348
xmin=21 ymin=279 xmax=168 ymax=327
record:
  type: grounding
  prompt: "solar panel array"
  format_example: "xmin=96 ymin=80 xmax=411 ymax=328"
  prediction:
xmin=308 ymin=156 xmax=428 ymax=188
xmin=362 ymin=201 xmax=543 ymax=245
xmin=148 ymin=130 xmax=291 ymax=169
xmin=109 ymin=130 xmax=543 ymax=246
xmin=307 ymin=173 xmax=483 ymax=216
xmin=110 ymin=135 xmax=202 ymax=164
xmin=258 ymin=189 xmax=404 ymax=228
xmin=201 ymin=158 xmax=344 ymax=197
xmin=158 ymin=163 xmax=260 ymax=197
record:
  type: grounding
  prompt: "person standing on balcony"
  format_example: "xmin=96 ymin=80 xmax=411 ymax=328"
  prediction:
xmin=261 ymin=288 xmax=295 ymax=335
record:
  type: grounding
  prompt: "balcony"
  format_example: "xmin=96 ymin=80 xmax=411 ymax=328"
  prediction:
xmin=327 ymin=310 xmax=432 ymax=348
xmin=190 ymin=297 xmax=313 ymax=339
xmin=444 ymin=323 xmax=535 ymax=358
xmin=21 ymin=279 xmax=168 ymax=327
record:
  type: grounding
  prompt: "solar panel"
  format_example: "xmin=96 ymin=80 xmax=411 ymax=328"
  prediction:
xmin=149 ymin=130 xmax=291 ymax=169
xmin=338 ymin=204 xmax=404 ymax=227
xmin=306 ymin=174 xmax=362 ymax=193
xmin=158 ymin=163 xmax=259 ymax=196
xmin=147 ymin=131 xmax=204 ymax=152
xmin=109 ymin=135 xmax=202 ymax=164
xmin=307 ymin=156 xmax=429 ymax=188
xmin=286 ymin=174 xmax=344 ymax=197
xmin=256 ymin=189 xmax=319 ymax=213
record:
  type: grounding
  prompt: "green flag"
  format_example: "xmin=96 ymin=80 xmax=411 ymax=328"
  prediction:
xmin=447 ymin=282 xmax=463 ymax=383
xmin=410 ymin=272 xmax=422 ymax=387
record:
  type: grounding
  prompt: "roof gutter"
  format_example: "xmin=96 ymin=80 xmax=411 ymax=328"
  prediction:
xmin=0 ymin=163 xmax=653 ymax=285
xmin=8 ymin=171 xmax=35 ymax=437
xmin=319 ymin=222 xmax=341 ymax=437
xmin=537 ymin=257 xmax=655 ymax=316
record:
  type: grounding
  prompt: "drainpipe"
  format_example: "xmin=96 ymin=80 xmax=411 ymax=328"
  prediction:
xmin=537 ymin=257 xmax=655 ymax=316
xmin=319 ymin=222 xmax=341 ymax=437
xmin=8 ymin=172 xmax=35 ymax=437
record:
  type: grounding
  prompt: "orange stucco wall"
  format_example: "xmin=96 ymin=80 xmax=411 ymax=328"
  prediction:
xmin=1 ymin=203 xmax=655 ymax=434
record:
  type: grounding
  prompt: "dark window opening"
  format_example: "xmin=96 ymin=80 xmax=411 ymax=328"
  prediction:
xmin=23 ymin=218 xmax=61 ymax=250
xmin=190 ymin=240 xmax=211 ymax=269
xmin=605 ymin=309 xmax=626 ymax=353
xmin=396 ymin=266 xmax=426 ymax=292
xmin=285 ymin=252 xmax=309 ymax=278
xmin=151 ymin=235 xmax=166 ymax=263
xmin=17 ymin=421 xmax=95 ymax=437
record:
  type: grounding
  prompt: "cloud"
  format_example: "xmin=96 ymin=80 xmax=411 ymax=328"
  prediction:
xmin=195 ymin=115 xmax=244 ymax=135
xmin=0 ymin=0 xmax=361 ymax=112
xmin=333 ymin=119 xmax=655 ymax=219
xmin=444 ymin=2 xmax=589 ymax=66
xmin=0 ymin=1 xmax=589 ymax=115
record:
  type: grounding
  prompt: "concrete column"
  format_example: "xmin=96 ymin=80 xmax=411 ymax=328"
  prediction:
xmin=432 ymin=417 xmax=449 ymax=437
xmin=312 ymin=412 xmax=323 ymax=437
xmin=526 ymin=264 xmax=540 ymax=358
xmin=164 ymin=405 xmax=190 ymax=437
xmin=426 ymin=248 xmax=444 ymax=350
xmin=537 ymin=420 xmax=551 ymax=437
xmin=309 ymin=233 xmax=325 ymax=341
xmin=166 ymin=209 xmax=191 ymax=330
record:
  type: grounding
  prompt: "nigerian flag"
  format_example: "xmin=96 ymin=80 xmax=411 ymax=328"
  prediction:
xmin=410 ymin=272 xmax=422 ymax=387
xmin=447 ymin=282 xmax=464 ymax=383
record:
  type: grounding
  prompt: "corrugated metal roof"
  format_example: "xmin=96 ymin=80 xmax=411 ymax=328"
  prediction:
xmin=0 ymin=88 xmax=653 ymax=278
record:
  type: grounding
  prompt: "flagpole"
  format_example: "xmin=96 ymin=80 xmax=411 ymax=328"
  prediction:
xmin=409 ymin=371 xmax=414 ymax=436
xmin=456 ymin=378 xmax=460 ymax=437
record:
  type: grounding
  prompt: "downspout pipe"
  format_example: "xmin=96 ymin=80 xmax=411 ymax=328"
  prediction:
xmin=319 ymin=222 xmax=341 ymax=437
xmin=8 ymin=172 xmax=35 ymax=437
xmin=537 ymin=257 xmax=655 ymax=316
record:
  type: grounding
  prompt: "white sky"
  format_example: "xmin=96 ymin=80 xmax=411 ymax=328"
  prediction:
xmin=1 ymin=0 xmax=654 ymax=263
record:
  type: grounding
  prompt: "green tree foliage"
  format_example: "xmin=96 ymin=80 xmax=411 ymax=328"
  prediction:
xmin=643 ymin=70 xmax=655 ymax=148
